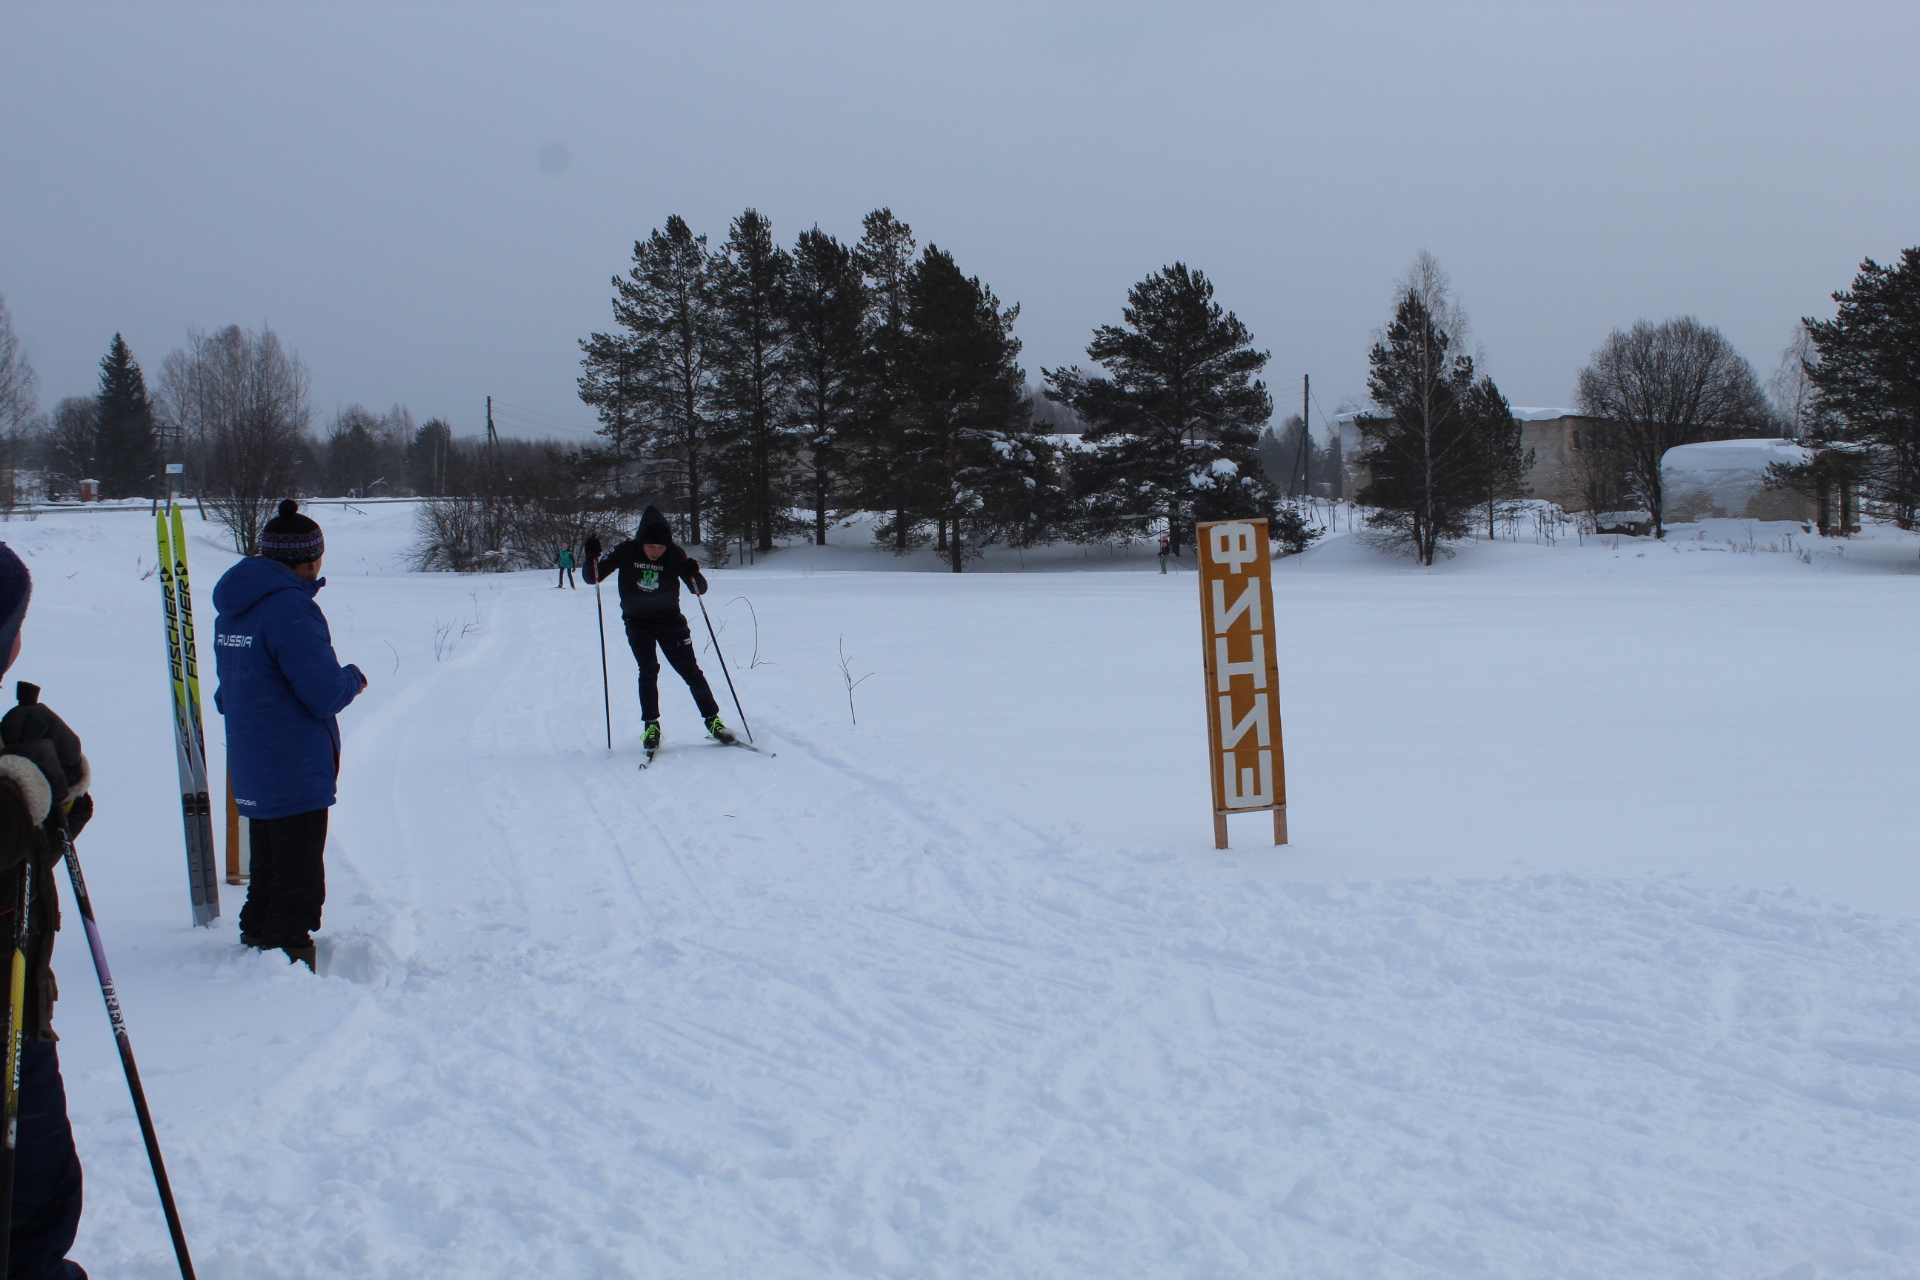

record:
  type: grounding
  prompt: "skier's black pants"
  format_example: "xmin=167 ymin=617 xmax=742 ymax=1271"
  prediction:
xmin=238 ymin=807 xmax=329 ymax=947
xmin=623 ymin=615 xmax=719 ymax=723
xmin=557 ymin=567 xmax=575 ymax=588
xmin=10 ymin=1041 xmax=85 ymax=1280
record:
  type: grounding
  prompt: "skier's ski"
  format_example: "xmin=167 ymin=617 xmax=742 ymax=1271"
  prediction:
xmin=157 ymin=508 xmax=219 ymax=927
xmin=639 ymin=741 xmax=773 ymax=769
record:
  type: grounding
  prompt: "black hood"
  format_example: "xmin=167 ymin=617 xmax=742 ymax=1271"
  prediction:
xmin=636 ymin=505 xmax=675 ymax=545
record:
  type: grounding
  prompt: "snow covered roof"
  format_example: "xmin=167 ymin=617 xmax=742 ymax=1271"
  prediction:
xmin=1333 ymin=406 xmax=1578 ymax=424
xmin=1661 ymin=438 xmax=1810 ymax=473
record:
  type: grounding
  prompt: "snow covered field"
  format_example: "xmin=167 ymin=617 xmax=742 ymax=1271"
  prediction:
xmin=14 ymin=502 xmax=1920 ymax=1278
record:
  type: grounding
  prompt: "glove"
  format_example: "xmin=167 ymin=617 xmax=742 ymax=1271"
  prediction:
xmin=0 ymin=684 xmax=91 ymax=833
xmin=584 ymin=536 xmax=603 ymax=584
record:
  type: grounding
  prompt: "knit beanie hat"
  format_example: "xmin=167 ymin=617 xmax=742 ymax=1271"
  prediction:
xmin=636 ymin=506 xmax=674 ymax=545
xmin=259 ymin=499 xmax=324 ymax=565
xmin=0 ymin=545 xmax=31 ymax=673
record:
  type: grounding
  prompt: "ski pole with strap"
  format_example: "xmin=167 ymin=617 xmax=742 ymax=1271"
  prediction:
xmin=11 ymin=682 xmax=195 ymax=1278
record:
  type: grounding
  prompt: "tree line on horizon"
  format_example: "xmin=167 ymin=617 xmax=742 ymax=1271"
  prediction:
xmin=2 ymin=234 xmax=1915 ymax=569
xmin=577 ymin=206 xmax=1303 ymax=570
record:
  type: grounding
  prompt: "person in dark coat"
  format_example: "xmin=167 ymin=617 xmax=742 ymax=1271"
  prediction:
xmin=0 ymin=543 xmax=93 ymax=1279
xmin=213 ymin=500 xmax=366 ymax=969
xmin=585 ymin=506 xmax=732 ymax=749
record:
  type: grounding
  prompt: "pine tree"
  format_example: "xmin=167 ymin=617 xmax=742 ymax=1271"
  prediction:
xmin=708 ymin=209 xmax=794 ymax=555
xmin=783 ymin=227 xmax=870 ymax=545
xmin=1357 ymin=284 xmax=1521 ymax=564
xmin=901 ymin=246 xmax=1048 ymax=572
xmin=579 ymin=215 xmax=719 ymax=543
xmin=1044 ymin=263 xmax=1273 ymax=556
xmin=1802 ymin=248 xmax=1920 ymax=527
xmin=850 ymin=209 xmax=925 ymax=552
xmin=1469 ymin=376 xmax=1529 ymax=539
xmin=94 ymin=333 xmax=161 ymax=499
xmin=407 ymin=418 xmax=458 ymax=496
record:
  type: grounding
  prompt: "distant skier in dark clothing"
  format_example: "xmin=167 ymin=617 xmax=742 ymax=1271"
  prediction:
xmin=0 ymin=542 xmax=93 ymax=1280
xmin=556 ymin=547 xmax=577 ymax=589
xmin=585 ymin=506 xmax=733 ymax=749
xmin=213 ymin=501 xmax=366 ymax=970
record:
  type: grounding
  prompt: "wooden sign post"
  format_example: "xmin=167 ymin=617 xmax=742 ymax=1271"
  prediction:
xmin=1197 ymin=518 xmax=1288 ymax=849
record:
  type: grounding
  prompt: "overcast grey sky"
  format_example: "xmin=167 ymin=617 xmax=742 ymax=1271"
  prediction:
xmin=3 ymin=1 xmax=1916 ymax=441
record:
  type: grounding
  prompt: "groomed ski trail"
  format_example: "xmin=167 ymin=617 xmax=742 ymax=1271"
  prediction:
xmin=65 ymin=564 xmax=1920 ymax=1280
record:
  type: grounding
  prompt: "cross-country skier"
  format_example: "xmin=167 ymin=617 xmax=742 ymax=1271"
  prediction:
xmin=212 ymin=501 xmax=367 ymax=970
xmin=585 ymin=506 xmax=734 ymax=750
xmin=0 ymin=543 xmax=94 ymax=1279
xmin=556 ymin=546 xmax=577 ymax=589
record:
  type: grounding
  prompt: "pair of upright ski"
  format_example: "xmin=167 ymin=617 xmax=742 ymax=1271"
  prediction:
xmin=157 ymin=506 xmax=219 ymax=927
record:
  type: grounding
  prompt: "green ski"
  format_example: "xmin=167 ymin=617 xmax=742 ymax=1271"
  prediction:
xmin=158 ymin=506 xmax=219 ymax=926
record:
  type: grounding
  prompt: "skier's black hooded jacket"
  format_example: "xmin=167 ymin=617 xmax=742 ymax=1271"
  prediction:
xmin=593 ymin=506 xmax=708 ymax=621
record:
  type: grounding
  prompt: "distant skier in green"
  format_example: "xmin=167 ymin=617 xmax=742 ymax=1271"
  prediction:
xmin=584 ymin=507 xmax=734 ymax=751
xmin=556 ymin=546 xmax=577 ymax=589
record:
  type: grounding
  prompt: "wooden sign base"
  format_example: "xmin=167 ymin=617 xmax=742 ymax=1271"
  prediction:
xmin=226 ymin=779 xmax=250 ymax=885
xmin=1213 ymin=805 xmax=1288 ymax=850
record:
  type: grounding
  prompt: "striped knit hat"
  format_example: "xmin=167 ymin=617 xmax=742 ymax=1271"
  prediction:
xmin=259 ymin=499 xmax=324 ymax=565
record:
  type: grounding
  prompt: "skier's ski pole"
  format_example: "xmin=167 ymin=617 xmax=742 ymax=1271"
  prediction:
xmin=54 ymin=818 xmax=195 ymax=1279
xmin=0 ymin=851 xmax=30 ymax=1278
xmin=8 ymin=683 xmax=195 ymax=1277
xmin=592 ymin=579 xmax=612 ymax=751
xmin=694 ymin=593 xmax=752 ymax=744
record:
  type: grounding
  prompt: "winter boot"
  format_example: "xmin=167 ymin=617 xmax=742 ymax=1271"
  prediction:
xmin=240 ymin=933 xmax=267 ymax=949
xmin=705 ymin=715 xmax=736 ymax=745
xmin=642 ymin=721 xmax=661 ymax=751
xmin=283 ymin=943 xmax=317 ymax=971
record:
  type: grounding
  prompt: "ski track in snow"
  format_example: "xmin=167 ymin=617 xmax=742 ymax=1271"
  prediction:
xmin=17 ymin=506 xmax=1920 ymax=1277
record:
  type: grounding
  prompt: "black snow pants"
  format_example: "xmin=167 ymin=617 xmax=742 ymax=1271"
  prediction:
xmin=238 ymin=807 xmax=329 ymax=948
xmin=623 ymin=615 xmax=719 ymax=723
xmin=9 ymin=1041 xmax=85 ymax=1280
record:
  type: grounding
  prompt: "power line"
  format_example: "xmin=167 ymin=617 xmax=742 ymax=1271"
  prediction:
xmin=487 ymin=399 xmax=601 ymax=434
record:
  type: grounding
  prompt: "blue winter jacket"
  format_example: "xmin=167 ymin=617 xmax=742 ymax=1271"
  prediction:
xmin=212 ymin=557 xmax=364 ymax=821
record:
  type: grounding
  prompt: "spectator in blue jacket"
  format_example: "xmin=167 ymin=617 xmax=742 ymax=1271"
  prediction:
xmin=213 ymin=500 xmax=366 ymax=969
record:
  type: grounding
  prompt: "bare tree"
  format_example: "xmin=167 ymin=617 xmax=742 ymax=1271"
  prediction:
xmin=158 ymin=325 xmax=310 ymax=554
xmin=1574 ymin=317 xmax=1771 ymax=536
xmin=1766 ymin=322 xmax=1818 ymax=440
xmin=41 ymin=398 xmax=98 ymax=497
xmin=0 ymin=293 xmax=39 ymax=511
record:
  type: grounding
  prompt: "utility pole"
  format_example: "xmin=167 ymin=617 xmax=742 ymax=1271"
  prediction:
xmin=1301 ymin=374 xmax=1311 ymax=495
xmin=1287 ymin=374 xmax=1311 ymax=499
xmin=485 ymin=395 xmax=499 ymax=496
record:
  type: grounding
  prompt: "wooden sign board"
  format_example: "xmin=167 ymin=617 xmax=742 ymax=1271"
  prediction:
xmin=1197 ymin=519 xmax=1288 ymax=848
